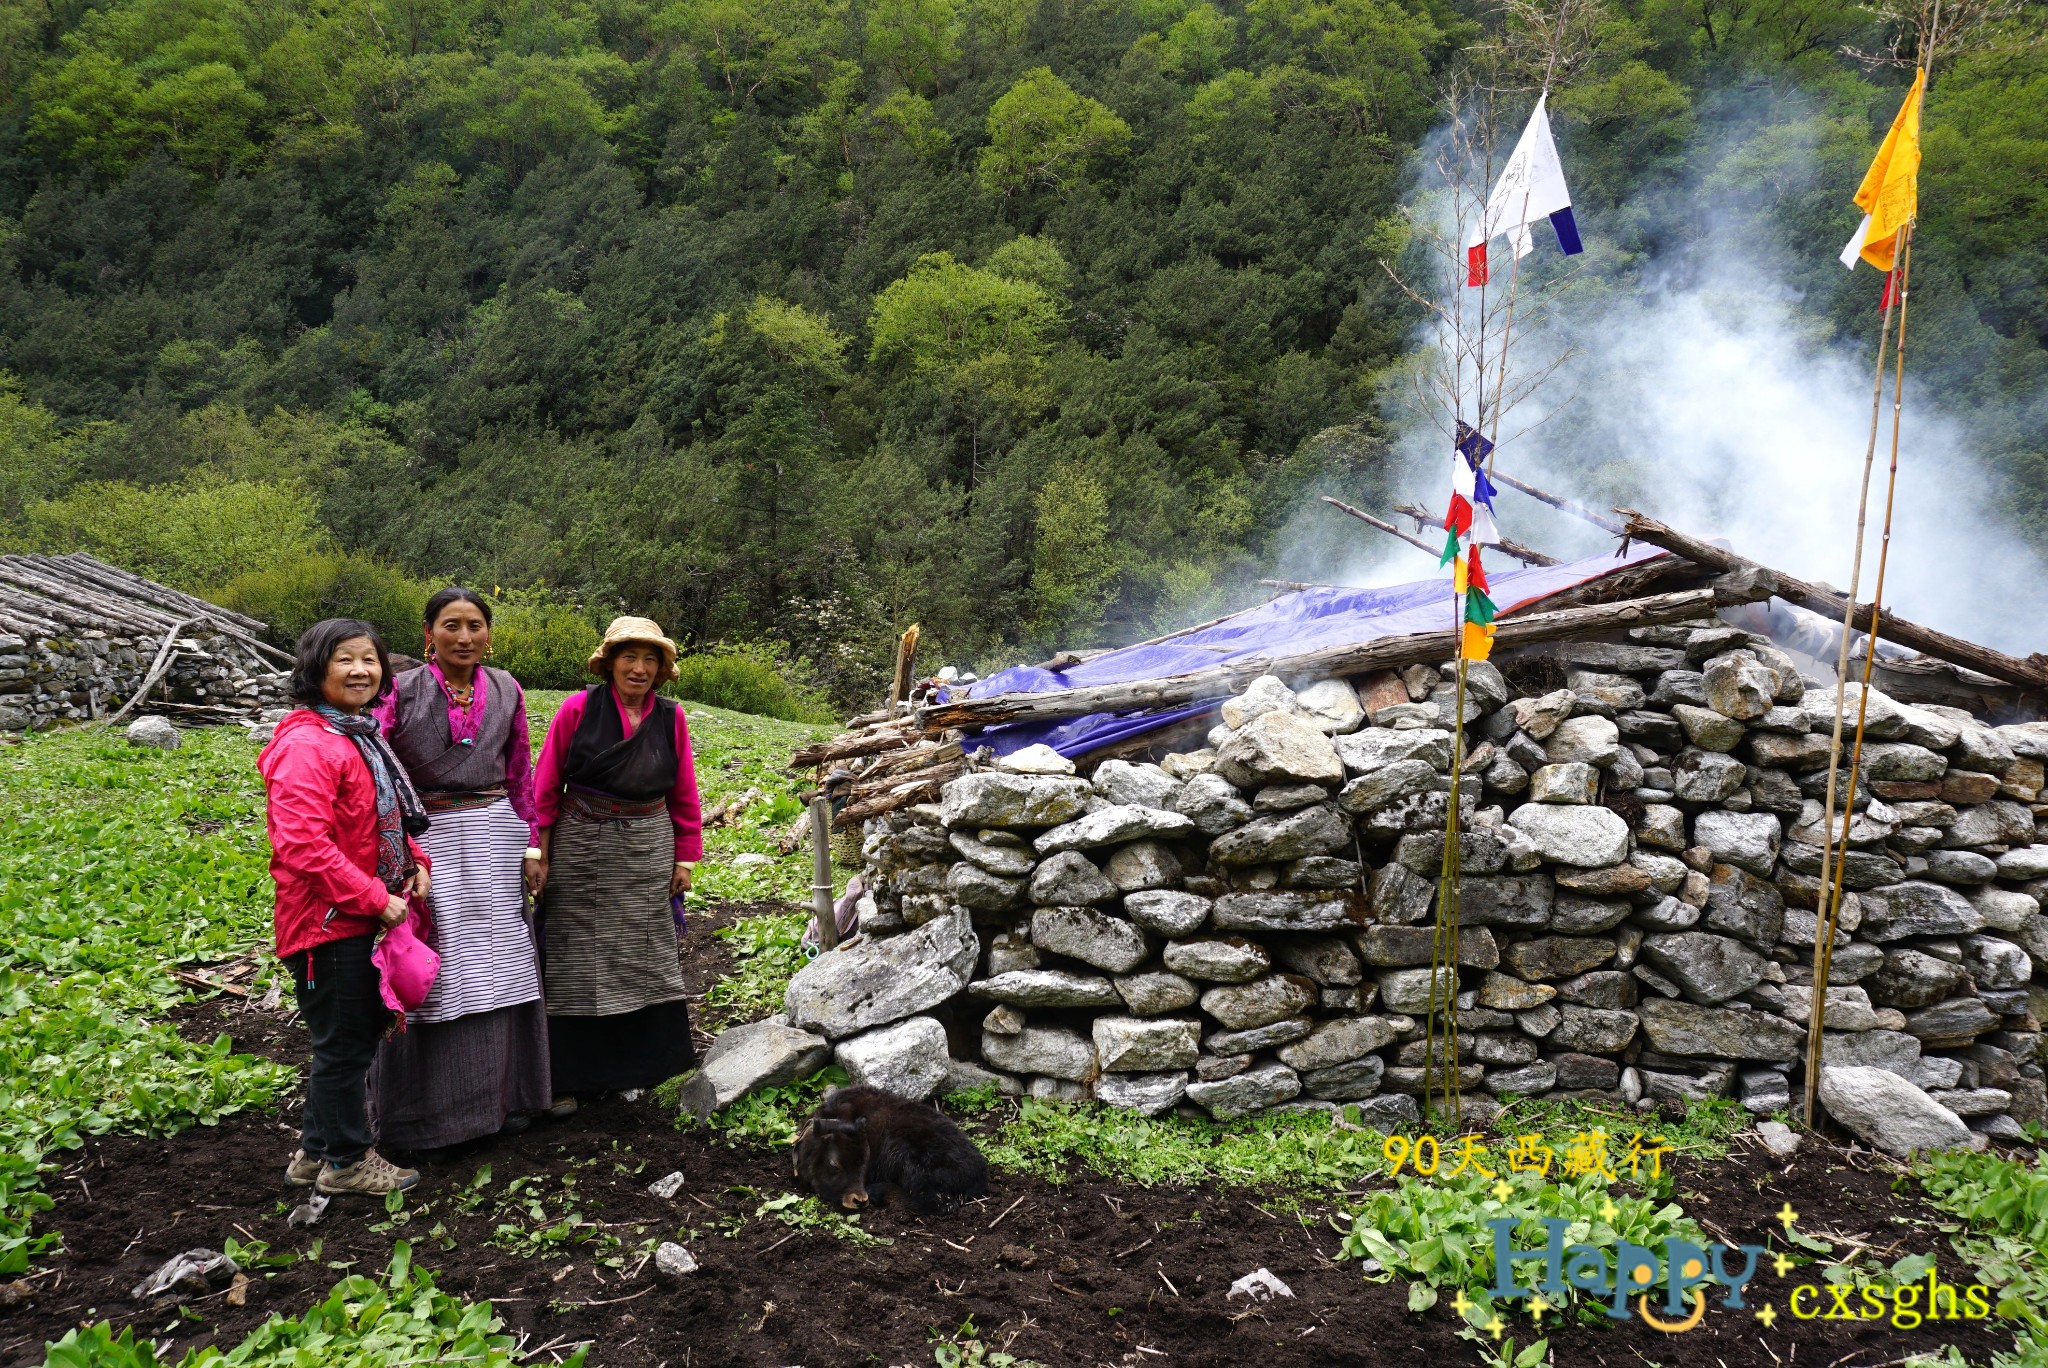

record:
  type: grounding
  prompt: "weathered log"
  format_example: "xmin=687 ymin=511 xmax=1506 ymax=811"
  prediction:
xmin=1321 ymin=498 xmax=1441 ymax=557
xmin=1493 ymin=471 xmax=1627 ymax=535
xmin=53 ymin=553 xmax=269 ymax=635
xmin=790 ymin=722 xmax=922 ymax=768
xmin=917 ymin=584 xmax=1748 ymax=732
xmin=1389 ymin=504 xmax=1559 ymax=567
xmin=1617 ymin=509 xmax=2048 ymax=690
xmin=832 ymin=762 xmax=967 ymax=827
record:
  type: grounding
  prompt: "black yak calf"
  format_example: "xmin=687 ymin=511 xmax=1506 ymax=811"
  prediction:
xmin=793 ymin=1084 xmax=988 ymax=1216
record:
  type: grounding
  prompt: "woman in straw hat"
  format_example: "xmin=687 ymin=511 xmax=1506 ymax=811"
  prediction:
xmin=526 ymin=616 xmax=703 ymax=1113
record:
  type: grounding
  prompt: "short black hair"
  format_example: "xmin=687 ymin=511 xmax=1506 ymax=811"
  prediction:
xmin=423 ymin=586 xmax=492 ymax=629
xmin=290 ymin=618 xmax=393 ymax=707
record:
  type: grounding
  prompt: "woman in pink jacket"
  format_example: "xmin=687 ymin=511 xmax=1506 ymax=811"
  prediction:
xmin=257 ymin=618 xmax=432 ymax=1197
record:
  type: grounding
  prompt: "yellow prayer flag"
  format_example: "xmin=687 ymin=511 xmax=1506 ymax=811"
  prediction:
xmin=1840 ymin=71 xmax=1924 ymax=273
xmin=1462 ymin=621 xmax=1495 ymax=661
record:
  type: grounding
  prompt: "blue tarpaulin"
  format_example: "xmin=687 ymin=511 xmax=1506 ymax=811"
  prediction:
xmin=966 ymin=544 xmax=1668 ymax=757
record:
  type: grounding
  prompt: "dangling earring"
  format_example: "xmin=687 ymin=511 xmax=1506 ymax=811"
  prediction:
xmin=425 ymin=643 xmax=437 ymax=661
xmin=483 ymin=643 xmax=496 ymax=659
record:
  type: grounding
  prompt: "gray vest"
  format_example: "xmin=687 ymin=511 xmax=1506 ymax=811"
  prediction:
xmin=387 ymin=665 xmax=521 ymax=793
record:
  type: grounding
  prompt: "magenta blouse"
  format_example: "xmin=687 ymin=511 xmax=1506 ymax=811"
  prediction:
xmin=530 ymin=688 xmax=704 ymax=862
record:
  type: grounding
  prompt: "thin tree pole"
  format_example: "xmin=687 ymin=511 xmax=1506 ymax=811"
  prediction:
xmin=1803 ymin=3 xmax=1937 ymax=1124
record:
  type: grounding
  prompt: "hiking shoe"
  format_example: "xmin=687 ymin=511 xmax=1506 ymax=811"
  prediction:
xmin=546 ymin=1096 xmax=579 ymax=1120
xmin=498 ymin=1112 xmax=533 ymax=1136
xmin=285 ymin=1149 xmax=322 ymax=1188
xmin=316 ymin=1148 xmax=419 ymax=1196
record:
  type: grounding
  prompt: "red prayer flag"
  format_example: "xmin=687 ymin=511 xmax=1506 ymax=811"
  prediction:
xmin=1467 ymin=242 xmax=1489 ymax=287
xmin=1466 ymin=544 xmax=1490 ymax=595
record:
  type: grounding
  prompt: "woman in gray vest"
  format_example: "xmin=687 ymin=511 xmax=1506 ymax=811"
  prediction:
xmin=368 ymin=587 xmax=550 ymax=1151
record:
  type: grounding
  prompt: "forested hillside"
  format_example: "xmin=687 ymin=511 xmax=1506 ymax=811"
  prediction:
xmin=0 ymin=0 xmax=2041 ymax=703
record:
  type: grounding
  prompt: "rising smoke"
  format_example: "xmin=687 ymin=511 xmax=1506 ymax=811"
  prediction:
xmin=1274 ymin=104 xmax=2046 ymax=657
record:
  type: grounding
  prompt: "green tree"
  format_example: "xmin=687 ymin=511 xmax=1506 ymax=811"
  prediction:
xmin=26 ymin=474 xmax=327 ymax=591
xmin=976 ymin=66 xmax=1132 ymax=196
xmin=1029 ymin=462 xmax=1119 ymax=639
xmin=865 ymin=0 xmax=959 ymax=93
xmin=0 ymin=378 xmax=91 ymax=530
xmin=867 ymin=251 xmax=1062 ymax=375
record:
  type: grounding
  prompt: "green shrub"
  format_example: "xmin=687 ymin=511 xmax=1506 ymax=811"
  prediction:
xmin=212 ymin=551 xmax=431 ymax=650
xmin=668 ymin=642 xmax=835 ymax=724
xmin=28 ymin=475 xmax=325 ymax=593
xmin=490 ymin=602 xmax=602 ymax=690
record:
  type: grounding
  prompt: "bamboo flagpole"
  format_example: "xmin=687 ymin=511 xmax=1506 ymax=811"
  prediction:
xmin=1802 ymin=19 xmax=1935 ymax=1126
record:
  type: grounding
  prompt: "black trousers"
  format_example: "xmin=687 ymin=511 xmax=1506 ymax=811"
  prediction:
xmin=289 ymin=933 xmax=389 ymax=1165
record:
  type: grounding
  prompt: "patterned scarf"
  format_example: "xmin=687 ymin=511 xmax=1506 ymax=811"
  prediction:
xmin=316 ymin=703 xmax=431 ymax=892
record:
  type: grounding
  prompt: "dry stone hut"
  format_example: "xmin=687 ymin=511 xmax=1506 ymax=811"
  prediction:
xmin=0 ymin=553 xmax=288 ymax=731
xmin=719 ymin=530 xmax=2048 ymax=1158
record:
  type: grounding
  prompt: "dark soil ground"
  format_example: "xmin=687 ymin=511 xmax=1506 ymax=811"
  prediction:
xmin=0 ymin=902 xmax=2026 ymax=1368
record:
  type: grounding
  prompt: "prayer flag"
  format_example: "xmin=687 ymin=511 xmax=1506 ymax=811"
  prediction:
xmin=1467 ymin=94 xmax=1583 ymax=287
xmin=1838 ymin=71 xmax=1924 ymax=274
xmin=1462 ymin=621 xmax=1496 ymax=661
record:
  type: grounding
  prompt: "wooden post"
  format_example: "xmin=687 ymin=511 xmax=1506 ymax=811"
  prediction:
xmin=888 ymin=624 xmax=921 ymax=717
xmin=809 ymin=795 xmax=840 ymax=950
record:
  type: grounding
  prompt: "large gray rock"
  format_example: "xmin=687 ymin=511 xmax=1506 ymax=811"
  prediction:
xmin=1995 ymin=845 xmax=2048 ymax=880
xmin=1209 ymin=804 xmax=1351 ymax=866
xmin=1276 ymin=1016 xmax=1397 ymax=1071
xmin=1529 ymin=762 xmax=1599 ymax=804
xmin=1370 ymin=863 xmax=1437 ymax=924
xmin=126 ymin=716 xmax=180 ymax=751
xmin=1123 ymin=889 xmax=1213 ymax=936
xmin=949 ymin=831 xmax=1036 ymax=877
xmin=1703 ymin=650 xmax=1777 ymax=720
xmin=1221 ymin=674 xmax=1301 ymax=729
xmin=1639 ymin=932 xmax=1766 ymax=1004
xmin=1203 ymin=1017 xmax=1313 ymax=1054
xmin=1819 ymin=1066 xmax=1972 ymax=1157
xmin=1094 ymin=1071 xmax=1189 ymax=1116
xmin=1693 ymin=812 xmax=1781 ymax=878
xmin=1548 ymin=1004 xmax=1639 ymax=1052
xmin=1031 ymin=906 xmax=1150 ymax=973
xmin=1354 ymin=924 xmax=1499 ymax=969
xmin=1035 ymin=804 xmax=1196 ymax=853
xmin=1862 ymin=743 xmax=1948 ymax=782
xmin=1904 ymin=996 xmax=1999 ymax=1044
xmin=1941 ymin=800 xmax=2035 ymax=850
xmin=1200 ymin=975 xmax=1320 ymax=1030
xmin=1163 ymin=936 xmax=1271 ymax=982
xmin=1303 ymin=1055 xmax=1388 ymax=1100
xmin=1636 ymin=999 xmax=1806 ymax=1061
xmin=1378 ymin=966 xmax=1458 ymax=1014
xmin=970 ymin=969 xmax=1123 ymax=1008
xmin=1336 ymin=759 xmax=1438 ymax=816
xmin=1673 ymin=747 xmax=1747 ymax=803
xmin=1866 ymin=948 xmax=1972 ymax=1009
xmin=1962 ymin=934 xmax=2032 ymax=990
xmin=1703 ymin=866 xmax=1785 ymax=947
xmin=1507 ymin=804 xmax=1631 ymax=867
xmin=1105 ymin=841 xmax=1181 ymax=892
xmin=1185 ymin=1061 xmax=1301 ymax=1119
xmin=981 ymin=1024 xmax=1095 ymax=1081
xmin=1857 ymin=881 xmax=1987 ymax=941
xmin=1296 ymin=678 xmax=1366 ymax=734
xmin=1094 ymin=1016 xmax=1200 ymax=1072
xmin=677 ymin=1016 xmax=832 ymax=1119
xmin=784 ymin=915 xmax=979 ymax=1039
xmin=1545 ymin=715 xmax=1622 ymax=768
xmin=1115 ymin=970 xmax=1200 ymax=1016
xmin=1091 ymin=759 xmax=1185 ymax=811
xmin=1210 ymin=890 xmax=1364 ymax=932
xmin=1271 ymin=933 xmax=1364 ymax=984
xmin=1550 ymin=892 xmax=1632 ymax=934
xmin=1215 ymin=710 xmax=1345 ymax=788
xmin=834 ymin=1016 xmax=951 ymax=1100
xmin=1671 ymin=703 xmax=1746 ymax=752
xmin=1336 ymin=727 xmax=1452 ymax=774
xmin=1029 ymin=850 xmax=1117 ymax=905
xmin=1460 ymin=873 xmax=1554 ymax=927
xmin=1170 ymin=773 xmax=1254 ymax=835
xmin=940 ymin=773 xmax=1091 ymax=829
xmin=1820 ymin=1028 xmax=1922 ymax=1077
xmin=1500 ymin=936 xmax=1616 ymax=981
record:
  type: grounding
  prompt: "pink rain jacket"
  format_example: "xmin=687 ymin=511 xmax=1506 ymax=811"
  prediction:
xmin=258 ymin=708 xmax=432 ymax=961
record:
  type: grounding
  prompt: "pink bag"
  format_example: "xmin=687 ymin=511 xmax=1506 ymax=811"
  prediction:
xmin=372 ymin=897 xmax=441 ymax=1025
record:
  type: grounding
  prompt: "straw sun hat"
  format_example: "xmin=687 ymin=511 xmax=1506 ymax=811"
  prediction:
xmin=587 ymin=616 xmax=680 ymax=681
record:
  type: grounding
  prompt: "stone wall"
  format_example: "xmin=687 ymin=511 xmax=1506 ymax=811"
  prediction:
xmin=779 ymin=618 xmax=2048 ymax=1149
xmin=0 ymin=628 xmax=286 ymax=731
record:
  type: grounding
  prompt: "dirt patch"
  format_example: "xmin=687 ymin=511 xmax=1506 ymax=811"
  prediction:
xmin=7 ymin=901 xmax=2024 ymax=1368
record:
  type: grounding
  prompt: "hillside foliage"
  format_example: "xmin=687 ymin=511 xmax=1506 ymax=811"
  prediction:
xmin=0 ymin=0 xmax=2041 ymax=703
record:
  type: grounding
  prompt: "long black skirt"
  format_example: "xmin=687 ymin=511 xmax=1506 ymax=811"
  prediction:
xmin=547 ymin=999 xmax=697 ymax=1095
xmin=370 ymin=999 xmax=552 ymax=1150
